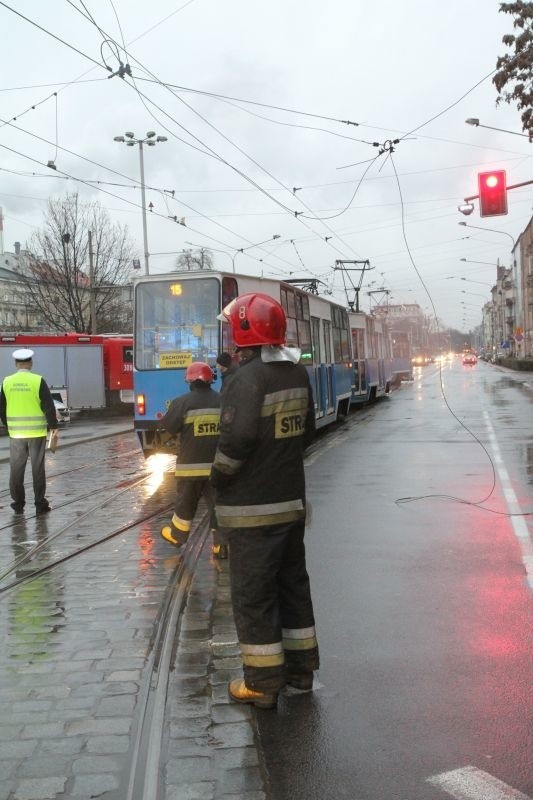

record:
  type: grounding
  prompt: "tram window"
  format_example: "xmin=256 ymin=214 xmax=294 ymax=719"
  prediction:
xmin=323 ymin=320 xmax=331 ymax=363
xmin=135 ymin=278 xmax=220 ymax=369
xmin=311 ymin=317 xmax=320 ymax=364
xmin=280 ymin=288 xmax=288 ymax=314
xmin=222 ymin=277 xmax=238 ymax=309
xmin=301 ymin=295 xmax=310 ymax=321
xmin=286 ymin=290 xmax=296 ymax=319
xmin=332 ymin=308 xmax=350 ymax=363
xmin=286 ymin=317 xmax=298 ymax=347
xmin=297 ymin=319 xmax=312 ymax=362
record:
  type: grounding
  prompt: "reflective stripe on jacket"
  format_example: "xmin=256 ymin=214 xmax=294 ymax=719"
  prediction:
xmin=2 ymin=372 xmax=48 ymax=438
xmin=212 ymin=352 xmax=315 ymax=527
xmin=161 ymin=385 xmax=220 ymax=479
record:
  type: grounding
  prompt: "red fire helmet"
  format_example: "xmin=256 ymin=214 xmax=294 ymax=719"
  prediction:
xmin=220 ymin=292 xmax=286 ymax=347
xmin=185 ymin=362 xmax=213 ymax=383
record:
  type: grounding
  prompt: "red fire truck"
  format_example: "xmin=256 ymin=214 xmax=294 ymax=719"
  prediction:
xmin=0 ymin=333 xmax=133 ymax=410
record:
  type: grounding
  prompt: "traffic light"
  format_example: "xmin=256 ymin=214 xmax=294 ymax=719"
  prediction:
xmin=478 ymin=170 xmax=507 ymax=217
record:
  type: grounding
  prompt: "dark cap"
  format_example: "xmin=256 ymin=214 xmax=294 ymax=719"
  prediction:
xmin=216 ymin=352 xmax=232 ymax=368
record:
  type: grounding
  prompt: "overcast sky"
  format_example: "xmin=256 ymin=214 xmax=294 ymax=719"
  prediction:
xmin=1 ymin=0 xmax=531 ymax=331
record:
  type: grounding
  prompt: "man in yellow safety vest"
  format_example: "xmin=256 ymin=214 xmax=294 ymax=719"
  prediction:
xmin=0 ymin=349 xmax=58 ymax=514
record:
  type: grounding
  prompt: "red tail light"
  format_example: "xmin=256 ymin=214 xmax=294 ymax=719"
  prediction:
xmin=136 ymin=393 xmax=146 ymax=415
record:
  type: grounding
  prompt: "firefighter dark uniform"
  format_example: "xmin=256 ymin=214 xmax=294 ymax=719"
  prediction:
xmin=211 ymin=292 xmax=319 ymax=709
xmin=0 ymin=348 xmax=58 ymax=514
xmin=160 ymin=362 xmax=224 ymax=556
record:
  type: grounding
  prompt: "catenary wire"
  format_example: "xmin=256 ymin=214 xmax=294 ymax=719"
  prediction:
xmin=388 ymin=151 xmax=532 ymax=517
xmin=62 ymin=1 xmax=369 ymax=268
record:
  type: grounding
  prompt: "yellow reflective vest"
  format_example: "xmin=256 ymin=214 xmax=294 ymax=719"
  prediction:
xmin=2 ymin=371 xmax=48 ymax=438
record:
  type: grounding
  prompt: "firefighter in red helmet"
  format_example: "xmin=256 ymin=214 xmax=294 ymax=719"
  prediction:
xmin=160 ymin=361 xmax=227 ymax=559
xmin=211 ymin=292 xmax=319 ymax=708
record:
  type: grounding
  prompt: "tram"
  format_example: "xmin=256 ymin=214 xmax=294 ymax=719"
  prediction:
xmin=349 ymin=311 xmax=395 ymax=404
xmin=133 ymin=270 xmax=354 ymax=456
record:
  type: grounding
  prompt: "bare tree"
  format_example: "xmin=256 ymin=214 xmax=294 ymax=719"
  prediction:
xmin=175 ymin=248 xmax=214 ymax=271
xmin=493 ymin=1 xmax=533 ymax=141
xmin=22 ymin=192 xmax=136 ymax=333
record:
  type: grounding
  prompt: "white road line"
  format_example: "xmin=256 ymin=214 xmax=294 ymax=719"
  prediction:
xmin=427 ymin=765 xmax=531 ymax=799
xmin=483 ymin=411 xmax=533 ymax=590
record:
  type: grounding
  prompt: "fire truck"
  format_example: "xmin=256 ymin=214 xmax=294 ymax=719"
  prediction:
xmin=0 ymin=333 xmax=133 ymax=411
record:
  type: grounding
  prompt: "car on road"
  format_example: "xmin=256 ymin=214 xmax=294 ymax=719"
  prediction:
xmin=462 ymin=354 xmax=477 ymax=366
xmin=51 ymin=392 xmax=71 ymax=425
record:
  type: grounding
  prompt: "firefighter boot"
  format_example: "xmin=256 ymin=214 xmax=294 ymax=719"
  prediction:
xmin=286 ymin=672 xmax=313 ymax=691
xmin=212 ymin=544 xmax=228 ymax=560
xmin=228 ymin=679 xmax=278 ymax=710
xmin=160 ymin=524 xmax=188 ymax=549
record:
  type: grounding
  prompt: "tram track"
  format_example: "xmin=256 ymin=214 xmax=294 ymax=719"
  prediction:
xmin=0 ymin=468 xmax=175 ymax=591
xmin=0 ymin=444 xmax=142 ymax=500
xmin=125 ymin=516 xmax=210 ymax=800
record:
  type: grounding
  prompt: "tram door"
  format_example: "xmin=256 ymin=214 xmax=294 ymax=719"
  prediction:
xmin=322 ymin=320 xmax=334 ymax=414
xmin=310 ymin=316 xmax=323 ymax=419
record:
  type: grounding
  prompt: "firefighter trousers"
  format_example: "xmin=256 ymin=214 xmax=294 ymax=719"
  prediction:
xmin=174 ymin=479 xmax=225 ymax=546
xmin=227 ymin=519 xmax=319 ymax=693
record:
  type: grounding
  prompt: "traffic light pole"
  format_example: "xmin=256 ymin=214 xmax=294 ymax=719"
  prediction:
xmin=463 ymin=178 xmax=533 ymax=203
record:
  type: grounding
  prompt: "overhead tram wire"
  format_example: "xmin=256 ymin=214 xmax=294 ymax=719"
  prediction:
xmin=0 ymin=139 xmax=294 ymax=274
xmin=62 ymin=2 xmax=367 ymax=269
xmin=132 ymin=78 xmax=532 ymax=158
xmin=0 ymin=1 xmax=106 ymax=72
xmin=136 ymin=79 xmax=361 ymax=128
xmin=398 ymin=67 xmax=497 ymax=141
xmin=5 ymin=4 xmax=352 ymax=275
xmin=0 ymin=113 xmax=300 ymax=273
xmin=386 ymin=149 xmax=517 ymax=515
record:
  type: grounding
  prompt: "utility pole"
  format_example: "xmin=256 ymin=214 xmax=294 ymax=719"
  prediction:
xmin=88 ymin=230 xmax=97 ymax=334
xmin=334 ymin=259 xmax=373 ymax=311
xmin=138 ymin=142 xmax=150 ymax=276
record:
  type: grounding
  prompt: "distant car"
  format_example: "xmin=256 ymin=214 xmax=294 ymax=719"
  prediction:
xmin=51 ymin=392 xmax=70 ymax=425
xmin=462 ymin=355 xmax=477 ymax=366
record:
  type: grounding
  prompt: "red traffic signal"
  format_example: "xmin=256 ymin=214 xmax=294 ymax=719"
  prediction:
xmin=478 ymin=170 xmax=507 ymax=217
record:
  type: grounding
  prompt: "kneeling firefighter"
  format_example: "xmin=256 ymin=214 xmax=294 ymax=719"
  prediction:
xmin=160 ymin=361 xmax=227 ymax=559
xmin=211 ymin=292 xmax=319 ymax=709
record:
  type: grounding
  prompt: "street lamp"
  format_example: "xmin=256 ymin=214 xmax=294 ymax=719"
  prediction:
xmin=457 ymin=221 xmax=516 ymax=249
xmin=465 ymin=118 xmax=530 ymax=139
xmin=461 ymin=290 xmax=488 ymax=299
xmin=113 ymin=131 xmax=168 ymax=275
xmin=232 ymin=235 xmax=281 ymax=273
xmin=445 ymin=275 xmax=494 ymax=287
xmin=459 ymin=257 xmax=502 ymax=269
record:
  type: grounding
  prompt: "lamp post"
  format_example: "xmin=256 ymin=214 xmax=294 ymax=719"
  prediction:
xmin=461 ymin=290 xmax=488 ymax=300
xmin=457 ymin=221 xmax=516 ymax=249
xmin=459 ymin=257 xmax=504 ymax=270
xmin=232 ymin=235 xmax=281 ymax=273
xmin=113 ymin=131 xmax=168 ymax=275
xmin=465 ymin=118 xmax=530 ymax=139
xmin=445 ymin=275 xmax=494 ymax=287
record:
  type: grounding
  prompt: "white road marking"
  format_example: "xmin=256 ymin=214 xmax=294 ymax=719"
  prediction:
xmin=483 ymin=411 xmax=533 ymax=590
xmin=427 ymin=765 xmax=531 ymax=799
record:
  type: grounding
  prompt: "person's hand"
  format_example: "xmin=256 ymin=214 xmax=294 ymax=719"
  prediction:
xmin=50 ymin=429 xmax=59 ymax=440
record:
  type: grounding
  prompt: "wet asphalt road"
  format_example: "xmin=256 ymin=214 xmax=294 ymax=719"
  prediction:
xmin=257 ymin=359 xmax=532 ymax=800
xmin=0 ymin=363 xmax=530 ymax=799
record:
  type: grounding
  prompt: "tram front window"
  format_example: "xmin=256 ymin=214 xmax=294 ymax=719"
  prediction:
xmin=135 ymin=278 xmax=220 ymax=370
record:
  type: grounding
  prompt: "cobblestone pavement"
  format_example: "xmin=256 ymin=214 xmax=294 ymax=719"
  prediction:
xmin=0 ymin=428 xmax=265 ymax=800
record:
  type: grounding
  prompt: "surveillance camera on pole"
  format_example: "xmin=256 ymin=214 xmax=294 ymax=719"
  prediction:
xmin=458 ymin=202 xmax=474 ymax=216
